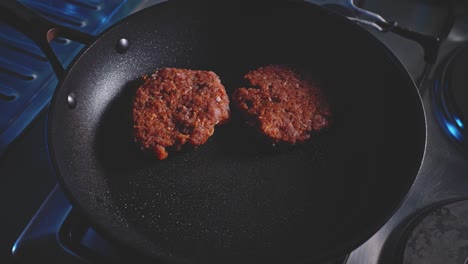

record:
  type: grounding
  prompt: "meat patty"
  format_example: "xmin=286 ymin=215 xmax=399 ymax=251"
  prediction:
xmin=232 ymin=65 xmax=331 ymax=145
xmin=133 ymin=68 xmax=230 ymax=160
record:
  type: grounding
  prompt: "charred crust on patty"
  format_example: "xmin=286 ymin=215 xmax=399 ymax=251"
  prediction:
xmin=132 ymin=68 xmax=230 ymax=160
xmin=232 ymin=65 xmax=331 ymax=145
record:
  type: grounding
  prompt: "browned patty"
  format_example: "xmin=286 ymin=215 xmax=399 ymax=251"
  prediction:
xmin=133 ymin=68 xmax=230 ymax=160
xmin=232 ymin=65 xmax=331 ymax=145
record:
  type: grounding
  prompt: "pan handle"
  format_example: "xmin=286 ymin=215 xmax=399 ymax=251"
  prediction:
xmin=321 ymin=0 xmax=440 ymax=64
xmin=0 ymin=0 xmax=95 ymax=76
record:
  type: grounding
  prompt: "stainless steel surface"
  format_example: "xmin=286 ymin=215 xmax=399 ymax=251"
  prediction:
xmin=347 ymin=0 xmax=390 ymax=32
xmin=313 ymin=0 xmax=449 ymax=81
xmin=312 ymin=0 xmax=393 ymax=31
xmin=359 ymin=0 xmax=450 ymax=82
xmin=346 ymin=17 xmax=386 ymax=32
xmin=347 ymin=80 xmax=468 ymax=264
xmin=346 ymin=4 xmax=468 ymax=262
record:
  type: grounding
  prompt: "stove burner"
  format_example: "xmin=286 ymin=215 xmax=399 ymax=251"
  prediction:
xmin=402 ymin=200 xmax=468 ymax=264
xmin=434 ymin=45 xmax=468 ymax=149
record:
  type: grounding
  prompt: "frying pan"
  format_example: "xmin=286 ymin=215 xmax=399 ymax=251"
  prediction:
xmin=1 ymin=0 xmax=427 ymax=263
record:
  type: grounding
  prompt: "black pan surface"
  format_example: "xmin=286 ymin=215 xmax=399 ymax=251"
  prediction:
xmin=48 ymin=1 xmax=426 ymax=263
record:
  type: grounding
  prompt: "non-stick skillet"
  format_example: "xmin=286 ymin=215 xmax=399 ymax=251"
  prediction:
xmin=1 ymin=0 xmax=427 ymax=263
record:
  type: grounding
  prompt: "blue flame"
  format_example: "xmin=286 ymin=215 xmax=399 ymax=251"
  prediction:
xmin=11 ymin=242 xmax=17 ymax=254
xmin=454 ymin=117 xmax=464 ymax=129
xmin=446 ymin=122 xmax=462 ymax=141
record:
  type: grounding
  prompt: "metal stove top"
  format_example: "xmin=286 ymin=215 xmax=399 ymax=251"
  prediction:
xmin=347 ymin=3 xmax=468 ymax=263
xmin=1 ymin=0 xmax=468 ymax=263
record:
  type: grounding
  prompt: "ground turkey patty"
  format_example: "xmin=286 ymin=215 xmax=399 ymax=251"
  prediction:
xmin=232 ymin=65 xmax=331 ymax=144
xmin=133 ymin=68 xmax=230 ymax=160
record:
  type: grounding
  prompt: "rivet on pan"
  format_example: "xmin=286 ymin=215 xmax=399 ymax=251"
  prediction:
xmin=67 ymin=93 xmax=77 ymax=109
xmin=116 ymin=38 xmax=129 ymax=53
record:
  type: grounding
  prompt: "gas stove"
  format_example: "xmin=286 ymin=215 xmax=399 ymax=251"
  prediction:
xmin=1 ymin=0 xmax=468 ymax=263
